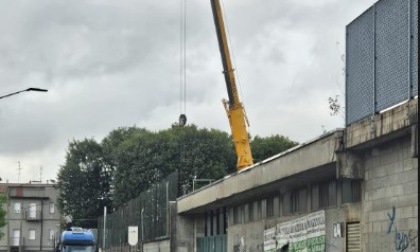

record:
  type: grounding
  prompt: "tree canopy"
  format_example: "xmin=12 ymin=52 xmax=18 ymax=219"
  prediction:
xmin=251 ymin=134 xmax=299 ymax=163
xmin=57 ymin=124 xmax=298 ymax=219
xmin=109 ymin=125 xmax=236 ymax=207
xmin=57 ymin=138 xmax=111 ymax=227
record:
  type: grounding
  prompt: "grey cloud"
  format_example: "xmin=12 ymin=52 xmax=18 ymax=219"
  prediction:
xmin=0 ymin=0 xmax=376 ymax=183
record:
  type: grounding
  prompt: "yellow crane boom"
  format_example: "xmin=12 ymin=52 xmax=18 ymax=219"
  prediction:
xmin=210 ymin=0 xmax=253 ymax=170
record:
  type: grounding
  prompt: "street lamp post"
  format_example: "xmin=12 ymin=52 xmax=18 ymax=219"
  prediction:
xmin=103 ymin=206 xmax=107 ymax=250
xmin=0 ymin=88 xmax=48 ymax=100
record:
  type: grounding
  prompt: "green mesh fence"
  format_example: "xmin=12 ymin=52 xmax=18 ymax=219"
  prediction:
xmin=97 ymin=172 xmax=178 ymax=249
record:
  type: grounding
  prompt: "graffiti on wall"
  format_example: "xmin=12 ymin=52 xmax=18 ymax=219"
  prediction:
xmin=233 ymin=235 xmax=246 ymax=252
xmin=263 ymin=210 xmax=326 ymax=252
xmin=386 ymin=206 xmax=418 ymax=252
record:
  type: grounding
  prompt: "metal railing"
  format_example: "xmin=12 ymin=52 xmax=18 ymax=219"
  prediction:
xmin=9 ymin=237 xmax=24 ymax=247
xmin=24 ymin=210 xmax=42 ymax=221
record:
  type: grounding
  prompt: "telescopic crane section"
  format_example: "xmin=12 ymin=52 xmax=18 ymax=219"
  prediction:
xmin=210 ymin=0 xmax=253 ymax=170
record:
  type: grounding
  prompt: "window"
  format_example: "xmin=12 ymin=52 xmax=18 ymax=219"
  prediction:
xmin=320 ymin=180 xmax=337 ymax=208
xmin=13 ymin=202 xmax=21 ymax=214
xmin=233 ymin=205 xmax=242 ymax=224
xmin=248 ymin=202 xmax=254 ymax=221
xmin=49 ymin=203 xmax=55 ymax=214
xmin=266 ymin=198 xmax=274 ymax=217
xmin=49 ymin=229 xmax=56 ymax=240
xmin=312 ymin=180 xmax=337 ymax=210
xmin=342 ymin=180 xmax=362 ymax=203
xmin=204 ymin=212 xmax=208 ymax=236
xmin=12 ymin=230 xmax=20 ymax=246
xmin=29 ymin=229 xmax=36 ymax=240
xmin=29 ymin=203 xmax=37 ymax=218
xmin=283 ymin=188 xmax=307 ymax=214
xmin=298 ymin=188 xmax=307 ymax=212
xmin=311 ymin=185 xmax=319 ymax=210
xmin=210 ymin=210 xmax=214 ymax=236
xmin=283 ymin=192 xmax=292 ymax=214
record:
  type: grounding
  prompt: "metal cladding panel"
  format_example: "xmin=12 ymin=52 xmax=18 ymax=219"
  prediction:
xmin=411 ymin=0 xmax=418 ymax=96
xmin=346 ymin=0 xmax=418 ymax=125
xmin=196 ymin=235 xmax=226 ymax=252
xmin=346 ymin=7 xmax=375 ymax=125
xmin=375 ymin=0 xmax=410 ymax=111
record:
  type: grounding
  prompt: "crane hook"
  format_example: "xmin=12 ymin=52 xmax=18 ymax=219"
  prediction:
xmin=179 ymin=114 xmax=187 ymax=127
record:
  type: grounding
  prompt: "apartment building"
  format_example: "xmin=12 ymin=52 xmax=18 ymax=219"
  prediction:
xmin=0 ymin=182 xmax=62 ymax=252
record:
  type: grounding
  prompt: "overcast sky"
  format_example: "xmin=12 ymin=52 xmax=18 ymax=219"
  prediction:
xmin=0 ymin=0 xmax=377 ymax=183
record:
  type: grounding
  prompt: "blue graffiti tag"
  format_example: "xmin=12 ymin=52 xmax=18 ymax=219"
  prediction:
xmin=386 ymin=206 xmax=418 ymax=252
xmin=395 ymin=230 xmax=410 ymax=251
xmin=387 ymin=206 xmax=396 ymax=234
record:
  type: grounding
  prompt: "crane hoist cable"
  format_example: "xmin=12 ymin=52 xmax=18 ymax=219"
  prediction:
xmin=178 ymin=0 xmax=188 ymax=183
xmin=179 ymin=0 xmax=187 ymax=127
xmin=220 ymin=0 xmax=248 ymax=111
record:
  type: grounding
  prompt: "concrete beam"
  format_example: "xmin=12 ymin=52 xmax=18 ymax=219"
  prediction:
xmin=346 ymin=98 xmax=418 ymax=149
xmin=411 ymin=124 xmax=418 ymax=157
xmin=177 ymin=130 xmax=343 ymax=214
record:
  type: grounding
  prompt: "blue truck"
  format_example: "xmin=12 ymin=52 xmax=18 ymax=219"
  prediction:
xmin=59 ymin=227 xmax=96 ymax=252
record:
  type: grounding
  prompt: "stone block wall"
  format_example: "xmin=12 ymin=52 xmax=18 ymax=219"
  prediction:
xmin=363 ymin=135 xmax=418 ymax=251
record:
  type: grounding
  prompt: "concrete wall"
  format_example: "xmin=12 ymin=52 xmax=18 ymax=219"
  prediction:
xmin=174 ymin=215 xmax=195 ymax=252
xmin=138 ymin=201 xmax=195 ymax=252
xmin=226 ymin=199 xmax=361 ymax=251
xmin=346 ymin=99 xmax=418 ymax=149
xmin=362 ymin=135 xmax=418 ymax=251
xmin=143 ymin=240 xmax=170 ymax=252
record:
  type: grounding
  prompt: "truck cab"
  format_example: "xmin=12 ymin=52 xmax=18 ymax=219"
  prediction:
xmin=60 ymin=228 xmax=96 ymax=252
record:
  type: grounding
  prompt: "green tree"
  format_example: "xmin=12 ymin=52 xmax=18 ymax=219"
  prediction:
xmin=57 ymin=138 xmax=112 ymax=227
xmin=108 ymin=128 xmax=157 ymax=207
xmin=171 ymin=124 xmax=236 ymax=189
xmin=58 ymin=125 xmax=298 ymax=212
xmin=0 ymin=194 xmax=6 ymax=240
xmin=251 ymin=134 xmax=299 ymax=163
xmin=110 ymin=124 xmax=236 ymax=207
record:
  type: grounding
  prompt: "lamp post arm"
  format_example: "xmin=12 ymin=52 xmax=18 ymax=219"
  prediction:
xmin=0 ymin=90 xmax=26 ymax=100
xmin=0 ymin=88 xmax=48 ymax=100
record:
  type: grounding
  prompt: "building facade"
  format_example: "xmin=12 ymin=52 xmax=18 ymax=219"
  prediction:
xmin=174 ymin=0 xmax=418 ymax=250
xmin=94 ymin=0 xmax=419 ymax=251
xmin=175 ymin=98 xmax=417 ymax=252
xmin=0 ymin=183 xmax=62 ymax=252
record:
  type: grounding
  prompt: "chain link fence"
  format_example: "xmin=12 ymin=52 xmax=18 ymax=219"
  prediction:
xmin=97 ymin=172 xmax=178 ymax=250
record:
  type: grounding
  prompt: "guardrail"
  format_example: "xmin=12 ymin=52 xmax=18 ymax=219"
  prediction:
xmin=24 ymin=210 xmax=42 ymax=221
xmin=9 ymin=237 xmax=25 ymax=247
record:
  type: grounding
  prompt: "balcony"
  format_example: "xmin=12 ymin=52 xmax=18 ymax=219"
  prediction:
xmin=24 ymin=210 xmax=42 ymax=221
xmin=9 ymin=237 xmax=25 ymax=249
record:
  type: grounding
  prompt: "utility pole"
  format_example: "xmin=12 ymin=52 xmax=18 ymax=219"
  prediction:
xmin=17 ymin=162 xmax=21 ymax=184
xmin=18 ymin=203 xmax=23 ymax=252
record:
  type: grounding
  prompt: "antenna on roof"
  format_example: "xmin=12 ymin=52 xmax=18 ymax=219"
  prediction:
xmin=18 ymin=161 xmax=21 ymax=183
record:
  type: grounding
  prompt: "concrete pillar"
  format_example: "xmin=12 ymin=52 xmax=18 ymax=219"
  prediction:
xmin=336 ymin=151 xmax=364 ymax=179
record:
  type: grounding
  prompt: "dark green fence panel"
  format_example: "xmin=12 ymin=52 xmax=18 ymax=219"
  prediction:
xmin=197 ymin=235 xmax=227 ymax=252
xmin=97 ymin=172 xmax=178 ymax=249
